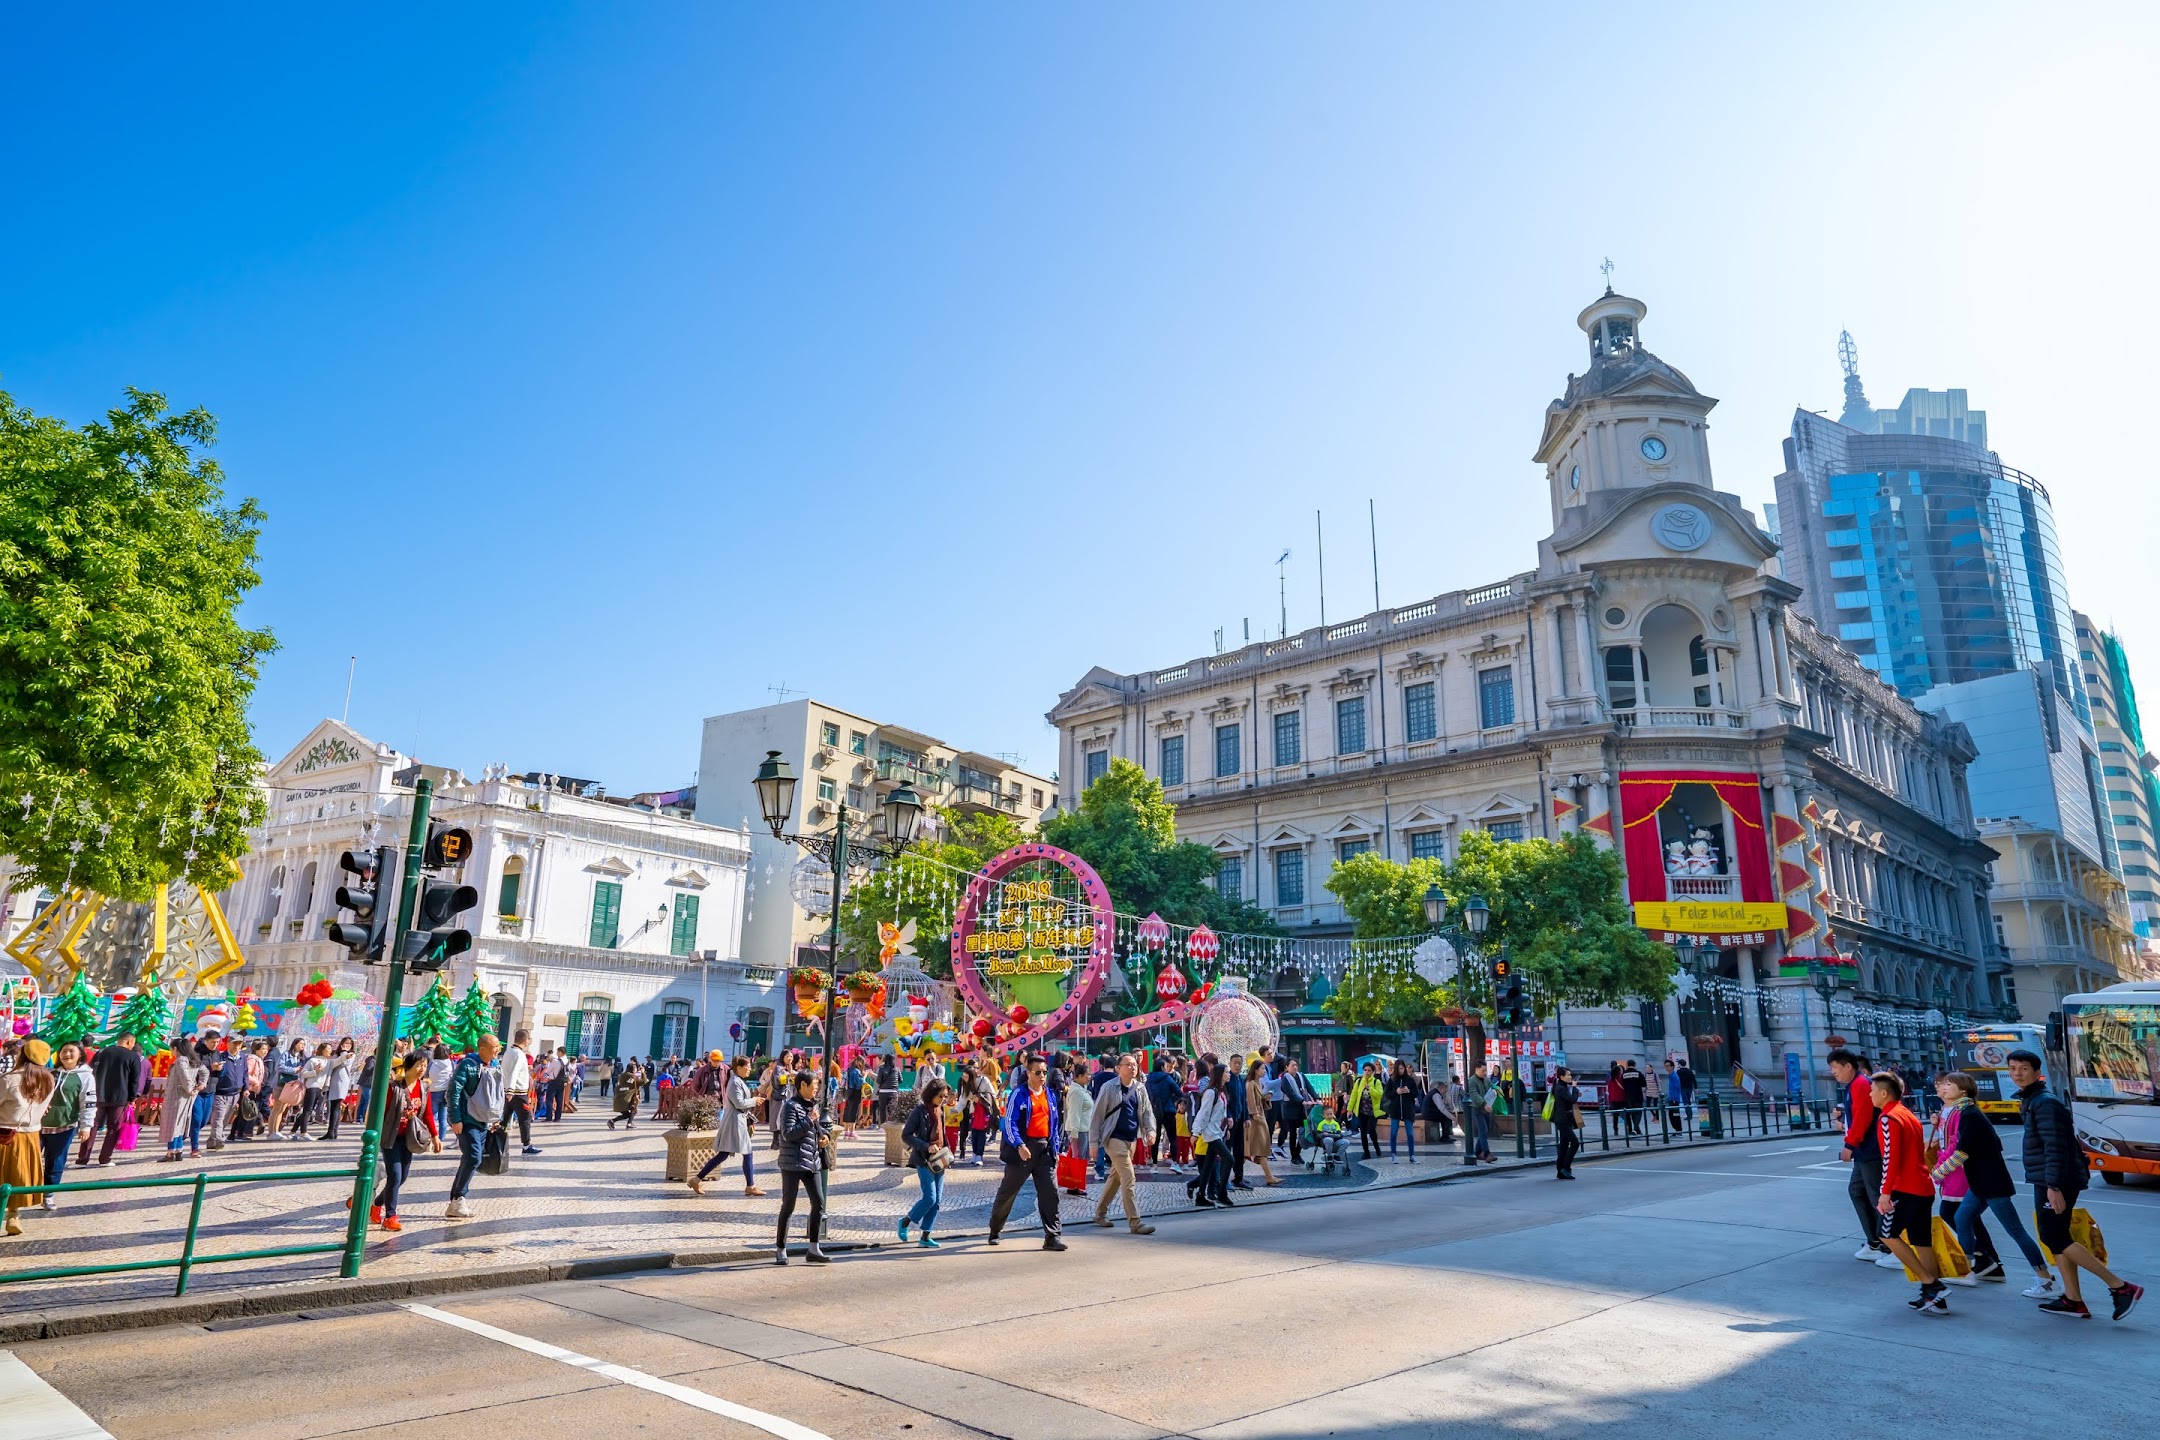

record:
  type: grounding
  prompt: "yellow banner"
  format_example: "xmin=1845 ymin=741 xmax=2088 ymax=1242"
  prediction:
xmin=1632 ymin=901 xmax=1788 ymax=933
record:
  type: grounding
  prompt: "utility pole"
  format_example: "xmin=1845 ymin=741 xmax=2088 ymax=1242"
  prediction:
xmin=340 ymin=777 xmax=432 ymax=1277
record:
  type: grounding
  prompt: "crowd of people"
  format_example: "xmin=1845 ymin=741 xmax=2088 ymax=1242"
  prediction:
xmin=1826 ymin=1045 xmax=2143 ymax=1322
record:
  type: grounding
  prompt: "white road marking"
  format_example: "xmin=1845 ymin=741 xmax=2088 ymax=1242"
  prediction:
xmin=405 ymin=1303 xmax=832 ymax=1440
xmin=1600 ymin=1166 xmax=1848 ymax=1181
xmin=0 ymin=1353 xmax=115 ymax=1440
xmin=1751 ymin=1146 xmax=1831 ymax=1155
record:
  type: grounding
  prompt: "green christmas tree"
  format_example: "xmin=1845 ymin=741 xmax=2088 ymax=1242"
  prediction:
xmin=449 ymin=981 xmax=495 ymax=1052
xmin=106 ymin=978 xmax=173 ymax=1048
xmin=408 ymin=978 xmax=455 ymax=1047
xmin=38 ymin=977 xmax=103 ymax=1048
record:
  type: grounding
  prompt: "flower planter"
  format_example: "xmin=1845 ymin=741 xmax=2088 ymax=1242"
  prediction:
xmin=664 ymin=1128 xmax=715 ymax=1182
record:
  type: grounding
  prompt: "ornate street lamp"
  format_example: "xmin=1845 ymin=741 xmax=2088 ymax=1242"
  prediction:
xmin=1422 ymin=885 xmax=1448 ymax=929
xmin=750 ymin=750 xmax=924 ymax=1155
xmin=1462 ymin=894 xmax=1490 ymax=936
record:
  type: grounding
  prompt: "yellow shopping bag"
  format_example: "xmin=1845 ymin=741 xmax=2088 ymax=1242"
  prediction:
xmin=2034 ymin=1207 xmax=2108 ymax=1266
xmin=1901 ymin=1216 xmax=1970 ymax=1281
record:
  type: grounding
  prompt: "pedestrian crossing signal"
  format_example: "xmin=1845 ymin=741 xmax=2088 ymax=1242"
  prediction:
xmin=404 ymin=876 xmax=478 ymax=972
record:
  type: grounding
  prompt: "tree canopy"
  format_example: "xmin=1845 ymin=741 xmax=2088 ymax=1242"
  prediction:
xmin=0 ymin=389 xmax=272 ymax=899
xmin=1041 ymin=758 xmax=1280 ymax=935
xmin=1323 ymin=830 xmax=1673 ymax=1030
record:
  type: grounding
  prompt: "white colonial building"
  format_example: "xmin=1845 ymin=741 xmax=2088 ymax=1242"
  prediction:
xmin=222 ymin=720 xmax=776 ymax=1059
xmin=1049 ymin=290 xmax=2002 ymax=1087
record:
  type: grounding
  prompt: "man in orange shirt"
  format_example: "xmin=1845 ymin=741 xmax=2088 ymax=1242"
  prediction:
xmin=1871 ymin=1071 xmax=1946 ymax=1315
xmin=986 ymin=1053 xmax=1066 ymax=1251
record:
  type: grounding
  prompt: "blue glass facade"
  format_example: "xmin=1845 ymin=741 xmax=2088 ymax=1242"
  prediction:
xmin=1779 ymin=412 xmax=2086 ymax=727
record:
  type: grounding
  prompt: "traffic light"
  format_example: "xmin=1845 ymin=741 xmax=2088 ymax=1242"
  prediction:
xmin=325 ymin=847 xmax=393 ymax=962
xmin=404 ymin=875 xmax=478 ymax=972
xmin=423 ymin=822 xmax=474 ymax=870
xmin=1490 ymin=954 xmax=1524 ymax=1028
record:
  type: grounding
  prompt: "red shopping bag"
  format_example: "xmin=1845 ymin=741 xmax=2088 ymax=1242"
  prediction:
xmin=1055 ymin=1141 xmax=1088 ymax=1191
xmin=1133 ymin=1138 xmax=1150 ymax=1166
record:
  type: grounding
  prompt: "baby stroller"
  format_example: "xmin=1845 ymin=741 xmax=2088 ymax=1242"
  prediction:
xmin=1305 ymin=1109 xmax=1350 ymax=1175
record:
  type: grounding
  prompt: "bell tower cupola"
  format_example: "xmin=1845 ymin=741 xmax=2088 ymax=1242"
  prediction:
xmin=1533 ymin=283 xmax=1719 ymax=529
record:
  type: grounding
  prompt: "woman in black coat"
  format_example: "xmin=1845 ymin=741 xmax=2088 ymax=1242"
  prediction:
xmin=774 ymin=1071 xmax=832 ymax=1266
xmin=1549 ymin=1066 xmax=1583 ymax=1180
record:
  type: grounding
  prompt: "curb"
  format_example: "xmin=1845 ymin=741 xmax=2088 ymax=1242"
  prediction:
xmin=0 ymin=1125 xmax=1824 ymax=1341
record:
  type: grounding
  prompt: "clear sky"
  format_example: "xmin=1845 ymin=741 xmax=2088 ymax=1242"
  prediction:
xmin=7 ymin=6 xmax=2157 ymax=801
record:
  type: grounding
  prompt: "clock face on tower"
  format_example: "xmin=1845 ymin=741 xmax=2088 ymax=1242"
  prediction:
xmin=1639 ymin=435 xmax=1669 ymax=462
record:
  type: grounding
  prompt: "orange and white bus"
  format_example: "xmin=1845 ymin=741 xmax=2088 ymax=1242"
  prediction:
xmin=2062 ymin=982 xmax=2160 ymax=1184
xmin=1948 ymin=1023 xmax=2051 ymax=1120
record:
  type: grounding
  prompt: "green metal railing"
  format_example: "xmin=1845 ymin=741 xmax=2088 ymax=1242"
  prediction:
xmin=0 ymin=1166 xmax=359 ymax=1297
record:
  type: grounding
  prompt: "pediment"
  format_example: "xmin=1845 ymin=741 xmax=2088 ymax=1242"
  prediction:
xmin=1204 ymin=833 xmax=1252 ymax=854
xmin=1468 ymin=792 xmax=1533 ymax=821
xmin=1549 ymin=484 xmax=1775 ymax=572
xmin=1395 ymin=802 xmax=1452 ymax=828
xmin=586 ymin=855 xmax=634 ymax=877
xmin=270 ymin=719 xmax=389 ymax=780
xmin=1327 ymin=814 xmax=1381 ymax=837
xmin=1047 ymin=668 xmax=1133 ymax=722
xmin=667 ymin=869 xmax=710 ymax=890
xmin=1262 ymin=822 xmax=1313 ymax=846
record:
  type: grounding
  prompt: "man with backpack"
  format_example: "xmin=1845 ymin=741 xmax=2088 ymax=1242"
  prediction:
xmin=445 ymin=1033 xmax=506 ymax=1220
xmin=2009 ymin=1049 xmax=2142 ymax=1320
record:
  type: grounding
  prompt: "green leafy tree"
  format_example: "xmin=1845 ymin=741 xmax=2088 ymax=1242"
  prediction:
xmin=0 ymin=389 xmax=273 ymax=899
xmin=1320 ymin=831 xmax=1673 ymax=1029
xmin=38 ymin=976 xmax=102 ymax=1047
xmin=450 ymin=982 xmax=495 ymax=1052
xmin=408 ymin=978 xmax=455 ymax=1047
xmin=836 ymin=807 xmax=1027 ymax=979
xmin=1041 ymin=759 xmax=1281 ymax=935
xmin=106 ymin=978 xmax=173 ymax=1048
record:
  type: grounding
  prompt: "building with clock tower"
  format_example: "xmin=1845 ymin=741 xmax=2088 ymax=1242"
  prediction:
xmin=1049 ymin=289 xmax=2004 ymax=1091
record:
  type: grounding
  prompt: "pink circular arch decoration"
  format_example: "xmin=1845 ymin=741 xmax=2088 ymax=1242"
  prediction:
xmin=948 ymin=842 xmax=1116 ymax=1054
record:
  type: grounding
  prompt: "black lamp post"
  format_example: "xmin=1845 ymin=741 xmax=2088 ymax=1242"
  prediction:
xmin=752 ymin=749 xmax=922 ymax=1131
xmin=1455 ymin=893 xmax=1492 ymax=1166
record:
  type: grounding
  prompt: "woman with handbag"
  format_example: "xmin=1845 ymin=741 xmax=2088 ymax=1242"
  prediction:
xmin=372 ymin=1053 xmax=440 ymax=1231
xmin=899 ymin=1078 xmax=950 ymax=1249
xmin=773 ymin=1071 xmax=832 ymax=1265
xmin=1244 ymin=1059 xmax=1283 ymax=1186
xmin=689 ymin=1055 xmax=766 ymax=1197
xmin=325 ymin=1037 xmax=358 ymax=1140
xmin=158 ymin=1037 xmax=211 ymax=1161
xmin=1549 ymin=1066 xmax=1583 ymax=1180
xmin=0 ymin=1040 xmax=59 ymax=1234
xmin=1191 ymin=1064 xmax=1233 ymax=1207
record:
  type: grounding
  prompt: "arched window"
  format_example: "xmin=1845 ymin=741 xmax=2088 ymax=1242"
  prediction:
xmin=498 ymin=855 xmax=525 ymax=917
xmin=258 ymin=866 xmax=286 ymax=927
xmin=1639 ymin=605 xmax=1707 ymax=709
xmin=572 ymin=995 xmax=614 ymax=1058
xmin=658 ymin=999 xmax=693 ymax=1059
xmin=293 ymin=862 xmax=318 ymax=918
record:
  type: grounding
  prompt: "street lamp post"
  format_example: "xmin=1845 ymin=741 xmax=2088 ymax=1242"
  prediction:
xmin=751 ymin=750 xmax=922 ymax=1135
xmin=1423 ymin=886 xmax=1490 ymax=1168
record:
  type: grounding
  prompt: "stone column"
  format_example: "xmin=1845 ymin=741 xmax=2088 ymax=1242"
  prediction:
xmin=1737 ymin=945 xmax=1773 ymax=1072
xmin=1575 ymin=602 xmax=1598 ymax=698
xmin=1769 ymin=607 xmax=1796 ymax=700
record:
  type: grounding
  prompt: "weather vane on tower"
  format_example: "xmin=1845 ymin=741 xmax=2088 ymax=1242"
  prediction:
xmin=1600 ymin=256 xmax=1615 ymax=293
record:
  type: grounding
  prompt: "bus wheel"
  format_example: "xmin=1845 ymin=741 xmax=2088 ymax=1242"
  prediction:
xmin=2101 ymin=1170 xmax=2127 ymax=1186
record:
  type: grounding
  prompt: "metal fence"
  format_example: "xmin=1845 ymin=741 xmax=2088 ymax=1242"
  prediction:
xmin=1586 ymin=1096 xmax=1834 ymax=1152
xmin=0 ymin=1166 xmax=360 ymax=1298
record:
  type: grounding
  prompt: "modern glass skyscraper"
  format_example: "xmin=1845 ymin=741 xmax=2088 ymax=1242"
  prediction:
xmin=1776 ymin=406 xmax=2085 ymax=728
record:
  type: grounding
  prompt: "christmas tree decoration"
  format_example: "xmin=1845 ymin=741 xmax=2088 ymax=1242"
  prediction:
xmin=450 ymin=981 xmax=496 ymax=1052
xmin=408 ymin=978 xmax=455 ymax=1046
xmin=37 ymin=976 xmax=102 ymax=1047
xmin=231 ymin=986 xmax=260 ymax=1035
xmin=107 ymin=977 xmax=174 ymax=1048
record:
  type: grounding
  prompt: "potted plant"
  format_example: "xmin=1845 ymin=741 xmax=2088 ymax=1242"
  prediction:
xmin=664 ymin=1093 xmax=720 ymax=1181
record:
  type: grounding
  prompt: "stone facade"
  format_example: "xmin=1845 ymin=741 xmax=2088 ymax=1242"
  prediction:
xmin=1049 ymin=290 xmax=1999 ymax=1086
xmin=221 ymin=719 xmax=767 ymax=1060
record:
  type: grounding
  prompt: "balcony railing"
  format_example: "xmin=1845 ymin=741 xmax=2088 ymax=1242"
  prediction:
xmin=1664 ymin=874 xmax=1741 ymax=902
xmin=1615 ymin=707 xmax=1747 ymax=731
xmin=875 ymin=756 xmax=950 ymax=792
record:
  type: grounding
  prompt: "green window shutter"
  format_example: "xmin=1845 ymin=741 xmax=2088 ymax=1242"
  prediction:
xmin=685 ymin=1015 xmax=700 ymax=1060
xmin=498 ymin=868 xmax=521 ymax=917
xmin=670 ymin=894 xmax=700 ymax=957
xmin=649 ymin=1013 xmax=667 ymax=1060
xmin=603 ymin=1012 xmax=621 ymax=1059
xmin=590 ymin=881 xmax=622 ymax=948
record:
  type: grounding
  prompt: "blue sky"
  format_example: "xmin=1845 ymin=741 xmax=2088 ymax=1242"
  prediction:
xmin=7 ymin=6 xmax=2157 ymax=796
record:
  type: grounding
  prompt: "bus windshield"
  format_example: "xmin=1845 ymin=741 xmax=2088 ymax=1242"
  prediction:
xmin=2065 ymin=1003 xmax=2160 ymax=1105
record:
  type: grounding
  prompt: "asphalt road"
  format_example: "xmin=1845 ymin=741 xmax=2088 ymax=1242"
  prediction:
xmin=5 ymin=1140 xmax=2156 ymax=1439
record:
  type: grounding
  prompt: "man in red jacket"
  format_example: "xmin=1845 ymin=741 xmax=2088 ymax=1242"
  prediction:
xmin=1829 ymin=1049 xmax=1890 ymax=1262
xmin=1872 ymin=1071 xmax=1947 ymax=1314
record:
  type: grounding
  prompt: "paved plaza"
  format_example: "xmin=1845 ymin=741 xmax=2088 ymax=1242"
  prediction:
xmin=5 ymin=1140 xmax=2156 ymax=1439
xmin=2 ymin=1102 xmax=1513 ymax=1314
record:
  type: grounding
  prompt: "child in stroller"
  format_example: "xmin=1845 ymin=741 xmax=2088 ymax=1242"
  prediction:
xmin=1305 ymin=1095 xmax=1350 ymax=1174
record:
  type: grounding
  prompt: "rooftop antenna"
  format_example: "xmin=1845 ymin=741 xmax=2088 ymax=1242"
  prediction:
xmin=1276 ymin=550 xmax=1291 ymax=638
xmin=768 ymin=682 xmax=801 ymax=703
xmin=1837 ymin=330 xmax=1872 ymax=427
xmin=1369 ymin=499 xmax=1381 ymax=612
xmin=341 ymin=656 xmax=356 ymax=725
xmin=1213 ymin=626 xmax=1225 ymax=655
xmin=1316 ymin=510 xmax=1327 ymax=630
xmin=1600 ymin=256 xmax=1615 ymax=295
